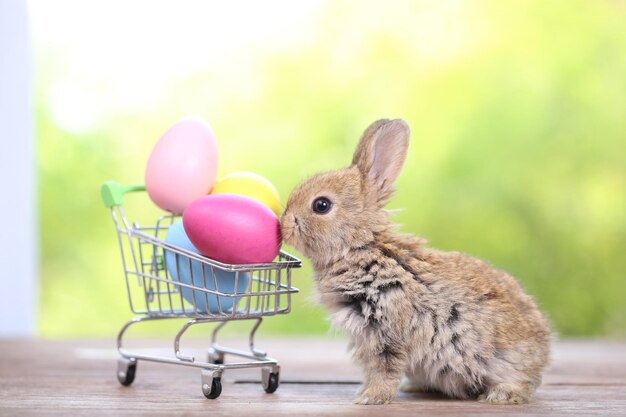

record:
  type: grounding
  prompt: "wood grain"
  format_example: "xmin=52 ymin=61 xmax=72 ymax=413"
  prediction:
xmin=0 ymin=338 xmax=625 ymax=416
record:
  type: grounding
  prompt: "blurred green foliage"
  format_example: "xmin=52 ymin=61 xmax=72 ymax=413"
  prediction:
xmin=37 ymin=0 xmax=626 ymax=337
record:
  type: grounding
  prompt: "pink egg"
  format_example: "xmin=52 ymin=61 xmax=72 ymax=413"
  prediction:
xmin=183 ymin=194 xmax=282 ymax=264
xmin=145 ymin=118 xmax=218 ymax=214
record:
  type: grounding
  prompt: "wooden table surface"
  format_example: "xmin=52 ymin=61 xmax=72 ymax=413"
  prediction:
xmin=0 ymin=337 xmax=625 ymax=416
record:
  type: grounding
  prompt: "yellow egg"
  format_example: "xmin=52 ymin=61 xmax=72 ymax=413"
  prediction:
xmin=210 ymin=172 xmax=282 ymax=216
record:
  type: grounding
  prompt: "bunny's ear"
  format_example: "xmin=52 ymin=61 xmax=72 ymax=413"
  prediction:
xmin=352 ymin=118 xmax=410 ymax=204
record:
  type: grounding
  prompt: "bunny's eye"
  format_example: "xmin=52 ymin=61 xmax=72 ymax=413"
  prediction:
xmin=312 ymin=197 xmax=332 ymax=214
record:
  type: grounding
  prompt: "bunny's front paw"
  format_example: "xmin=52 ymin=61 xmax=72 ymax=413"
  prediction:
xmin=353 ymin=385 xmax=396 ymax=405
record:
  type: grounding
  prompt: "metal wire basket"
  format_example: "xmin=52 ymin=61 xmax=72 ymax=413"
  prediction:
xmin=101 ymin=181 xmax=301 ymax=399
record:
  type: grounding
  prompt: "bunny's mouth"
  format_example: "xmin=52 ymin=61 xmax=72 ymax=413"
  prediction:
xmin=282 ymin=225 xmax=295 ymax=243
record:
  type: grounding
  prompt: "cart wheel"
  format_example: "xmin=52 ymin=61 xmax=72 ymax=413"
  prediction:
xmin=117 ymin=359 xmax=137 ymax=386
xmin=263 ymin=372 xmax=279 ymax=394
xmin=203 ymin=377 xmax=222 ymax=399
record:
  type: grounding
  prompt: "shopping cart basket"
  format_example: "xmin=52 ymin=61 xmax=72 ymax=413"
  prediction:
xmin=101 ymin=181 xmax=301 ymax=399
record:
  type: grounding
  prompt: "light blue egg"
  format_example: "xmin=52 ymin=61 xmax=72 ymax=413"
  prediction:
xmin=164 ymin=220 xmax=250 ymax=314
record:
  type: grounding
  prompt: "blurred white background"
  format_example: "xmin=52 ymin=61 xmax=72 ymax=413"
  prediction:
xmin=0 ymin=0 xmax=37 ymax=336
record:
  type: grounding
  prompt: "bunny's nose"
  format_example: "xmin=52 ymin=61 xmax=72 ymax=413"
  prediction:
xmin=281 ymin=212 xmax=294 ymax=228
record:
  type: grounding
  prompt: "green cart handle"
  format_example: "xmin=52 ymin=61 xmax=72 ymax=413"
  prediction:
xmin=101 ymin=181 xmax=146 ymax=208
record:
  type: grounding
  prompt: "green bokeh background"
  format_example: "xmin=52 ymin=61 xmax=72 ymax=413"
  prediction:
xmin=37 ymin=0 xmax=626 ymax=337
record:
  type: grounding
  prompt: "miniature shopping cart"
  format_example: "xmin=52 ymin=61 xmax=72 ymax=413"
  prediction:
xmin=101 ymin=181 xmax=300 ymax=399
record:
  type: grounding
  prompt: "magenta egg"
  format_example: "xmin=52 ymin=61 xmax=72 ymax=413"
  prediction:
xmin=183 ymin=194 xmax=281 ymax=264
xmin=145 ymin=118 xmax=218 ymax=214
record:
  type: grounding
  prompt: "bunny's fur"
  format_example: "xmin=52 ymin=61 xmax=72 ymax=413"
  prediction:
xmin=281 ymin=119 xmax=551 ymax=405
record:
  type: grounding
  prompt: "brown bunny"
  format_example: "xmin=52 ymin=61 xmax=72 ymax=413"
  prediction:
xmin=281 ymin=119 xmax=551 ymax=405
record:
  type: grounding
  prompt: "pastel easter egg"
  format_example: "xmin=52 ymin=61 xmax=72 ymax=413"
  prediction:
xmin=164 ymin=220 xmax=250 ymax=313
xmin=183 ymin=194 xmax=281 ymax=264
xmin=211 ymin=171 xmax=282 ymax=216
xmin=145 ymin=118 xmax=218 ymax=214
